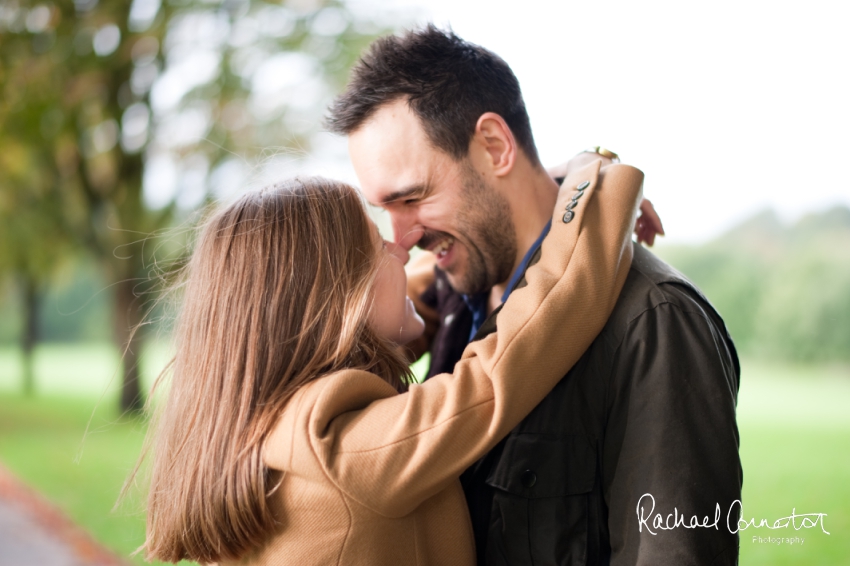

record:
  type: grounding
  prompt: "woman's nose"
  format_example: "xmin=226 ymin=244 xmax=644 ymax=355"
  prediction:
xmin=385 ymin=240 xmax=410 ymax=265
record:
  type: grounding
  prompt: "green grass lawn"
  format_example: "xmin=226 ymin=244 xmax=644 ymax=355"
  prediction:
xmin=0 ymin=394 xmax=156 ymax=564
xmin=0 ymin=345 xmax=848 ymax=564
xmin=0 ymin=343 xmax=182 ymax=565
xmin=736 ymin=361 xmax=850 ymax=564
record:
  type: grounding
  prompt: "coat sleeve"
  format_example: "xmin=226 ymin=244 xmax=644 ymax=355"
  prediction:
xmin=305 ymin=161 xmax=644 ymax=518
xmin=605 ymin=296 xmax=742 ymax=565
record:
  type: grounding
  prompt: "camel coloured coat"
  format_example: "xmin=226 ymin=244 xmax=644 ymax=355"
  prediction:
xmin=228 ymin=161 xmax=644 ymax=566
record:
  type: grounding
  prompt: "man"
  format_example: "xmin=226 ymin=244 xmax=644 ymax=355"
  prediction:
xmin=327 ymin=25 xmax=741 ymax=565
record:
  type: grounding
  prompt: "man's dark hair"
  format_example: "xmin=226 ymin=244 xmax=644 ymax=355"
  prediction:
xmin=326 ymin=25 xmax=540 ymax=164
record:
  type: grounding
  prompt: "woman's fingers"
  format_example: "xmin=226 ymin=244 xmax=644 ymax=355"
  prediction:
xmin=635 ymin=198 xmax=665 ymax=246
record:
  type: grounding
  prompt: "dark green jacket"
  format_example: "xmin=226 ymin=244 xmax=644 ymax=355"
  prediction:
xmin=422 ymin=244 xmax=742 ymax=565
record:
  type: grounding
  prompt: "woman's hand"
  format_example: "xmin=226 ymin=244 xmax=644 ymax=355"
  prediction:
xmin=548 ymin=152 xmax=665 ymax=246
xmin=635 ymin=198 xmax=664 ymax=246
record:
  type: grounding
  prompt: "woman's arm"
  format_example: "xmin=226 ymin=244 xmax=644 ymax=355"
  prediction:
xmin=275 ymin=160 xmax=643 ymax=517
xmin=549 ymin=152 xmax=664 ymax=245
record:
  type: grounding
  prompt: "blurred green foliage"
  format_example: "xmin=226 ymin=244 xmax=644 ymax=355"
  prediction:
xmin=655 ymin=205 xmax=850 ymax=363
xmin=0 ymin=261 xmax=112 ymax=344
xmin=0 ymin=0 xmax=389 ymax=406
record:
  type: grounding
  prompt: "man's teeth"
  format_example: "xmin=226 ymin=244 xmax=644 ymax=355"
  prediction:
xmin=434 ymin=237 xmax=454 ymax=257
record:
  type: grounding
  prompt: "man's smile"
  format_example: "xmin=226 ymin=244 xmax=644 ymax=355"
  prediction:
xmin=431 ymin=236 xmax=455 ymax=258
xmin=420 ymin=233 xmax=458 ymax=268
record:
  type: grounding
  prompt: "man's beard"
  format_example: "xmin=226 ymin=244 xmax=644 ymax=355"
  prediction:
xmin=445 ymin=165 xmax=517 ymax=296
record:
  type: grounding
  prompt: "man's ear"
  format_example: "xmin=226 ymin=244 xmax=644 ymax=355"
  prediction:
xmin=472 ymin=112 xmax=516 ymax=177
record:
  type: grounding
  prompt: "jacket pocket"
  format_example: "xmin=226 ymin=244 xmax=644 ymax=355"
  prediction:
xmin=484 ymin=433 xmax=596 ymax=566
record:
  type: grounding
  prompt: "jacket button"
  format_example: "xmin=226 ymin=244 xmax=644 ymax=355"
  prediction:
xmin=521 ymin=470 xmax=537 ymax=488
xmin=562 ymin=210 xmax=574 ymax=224
xmin=577 ymin=180 xmax=591 ymax=191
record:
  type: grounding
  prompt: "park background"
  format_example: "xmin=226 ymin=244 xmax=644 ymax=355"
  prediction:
xmin=1 ymin=0 xmax=848 ymax=564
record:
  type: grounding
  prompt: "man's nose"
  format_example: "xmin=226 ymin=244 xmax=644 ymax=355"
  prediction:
xmin=391 ymin=213 xmax=424 ymax=252
xmin=385 ymin=240 xmax=410 ymax=265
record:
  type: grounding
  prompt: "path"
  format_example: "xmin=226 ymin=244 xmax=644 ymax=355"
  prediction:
xmin=0 ymin=464 xmax=128 ymax=566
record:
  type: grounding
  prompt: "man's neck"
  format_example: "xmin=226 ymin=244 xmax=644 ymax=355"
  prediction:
xmin=487 ymin=161 xmax=560 ymax=313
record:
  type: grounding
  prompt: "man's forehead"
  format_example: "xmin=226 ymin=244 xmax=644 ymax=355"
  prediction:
xmin=353 ymin=99 xmax=421 ymax=146
xmin=348 ymin=105 xmax=433 ymax=205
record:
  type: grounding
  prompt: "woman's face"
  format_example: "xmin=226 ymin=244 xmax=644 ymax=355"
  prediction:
xmin=368 ymin=225 xmax=426 ymax=345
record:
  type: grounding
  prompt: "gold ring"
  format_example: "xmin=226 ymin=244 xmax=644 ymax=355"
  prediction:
xmin=587 ymin=146 xmax=620 ymax=163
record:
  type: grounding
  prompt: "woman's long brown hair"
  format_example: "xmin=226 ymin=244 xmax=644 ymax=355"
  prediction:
xmin=134 ymin=177 xmax=412 ymax=563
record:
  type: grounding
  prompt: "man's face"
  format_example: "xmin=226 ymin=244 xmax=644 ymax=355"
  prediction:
xmin=348 ymin=99 xmax=517 ymax=296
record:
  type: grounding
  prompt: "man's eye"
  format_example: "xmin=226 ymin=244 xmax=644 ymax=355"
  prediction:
xmin=403 ymin=198 xmax=418 ymax=205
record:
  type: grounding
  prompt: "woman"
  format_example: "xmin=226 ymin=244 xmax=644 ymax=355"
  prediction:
xmin=138 ymin=172 xmax=640 ymax=565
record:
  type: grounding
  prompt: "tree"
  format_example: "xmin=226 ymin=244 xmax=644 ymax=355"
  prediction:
xmin=655 ymin=206 xmax=850 ymax=363
xmin=0 ymin=146 xmax=74 ymax=395
xmin=0 ymin=0 xmax=387 ymax=411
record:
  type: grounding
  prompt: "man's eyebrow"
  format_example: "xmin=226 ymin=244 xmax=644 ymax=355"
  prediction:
xmin=380 ymin=184 xmax=427 ymax=205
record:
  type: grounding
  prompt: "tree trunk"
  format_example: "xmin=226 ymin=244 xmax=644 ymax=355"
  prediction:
xmin=20 ymin=277 xmax=37 ymax=396
xmin=115 ymin=275 xmax=145 ymax=413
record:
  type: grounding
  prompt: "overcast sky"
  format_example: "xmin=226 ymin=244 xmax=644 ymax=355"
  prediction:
xmin=325 ymin=0 xmax=850 ymax=244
